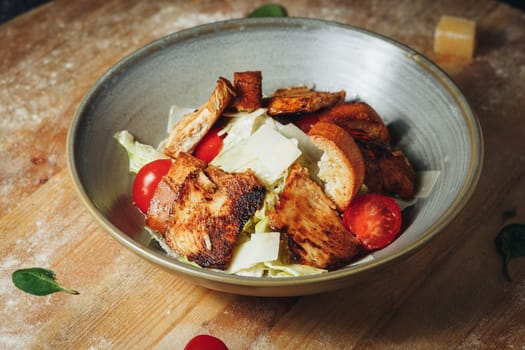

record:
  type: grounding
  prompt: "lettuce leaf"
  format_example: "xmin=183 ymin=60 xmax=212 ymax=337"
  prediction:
xmin=114 ymin=130 xmax=167 ymax=173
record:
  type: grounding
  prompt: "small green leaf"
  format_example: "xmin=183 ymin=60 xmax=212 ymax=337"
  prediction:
xmin=248 ymin=3 xmax=288 ymax=18
xmin=495 ymin=223 xmax=525 ymax=281
xmin=12 ymin=267 xmax=79 ymax=296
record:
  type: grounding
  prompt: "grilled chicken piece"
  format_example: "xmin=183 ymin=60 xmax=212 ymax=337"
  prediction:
xmin=358 ymin=140 xmax=415 ymax=199
xmin=146 ymin=155 xmax=207 ymax=234
xmin=232 ymin=71 xmax=263 ymax=112
xmin=316 ymin=102 xmax=391 ymax=143
xmin=145 ymin=180 xmax=177 ymax=233
xmin=163 ymin=77 xmax=235 ymax=157
xmin=268 ymin=163 xmax=362 ymax=270
xmin=267 ymin=86 xmax=346 ymax=116
xmin=157 ymin=153 xmax=265 ymax=269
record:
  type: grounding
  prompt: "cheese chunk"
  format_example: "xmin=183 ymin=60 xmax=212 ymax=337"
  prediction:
xmin=212 ymin=122 xmax=302 ymax=185
xmin=226 ymin=232 xmax=281 ymax=274
xmin=434 ymin=15 xmax=476 ymax=60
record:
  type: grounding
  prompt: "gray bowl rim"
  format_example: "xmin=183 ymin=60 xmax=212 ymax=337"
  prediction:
xmin=67 ymin=17 xmax=484 ymax=292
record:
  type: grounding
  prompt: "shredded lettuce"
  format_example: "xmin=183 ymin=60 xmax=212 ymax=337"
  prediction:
xmin=264 ymin=261 xmax=327 ymax=277
xmin=114 ymin=130 xmax=167 ymax=173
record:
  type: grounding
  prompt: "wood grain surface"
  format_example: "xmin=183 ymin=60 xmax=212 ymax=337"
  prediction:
xmin=1 ymin=0 xmax=525 ymax=348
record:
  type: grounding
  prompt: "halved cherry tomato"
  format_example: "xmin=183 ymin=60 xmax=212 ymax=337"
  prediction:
xmin=193 ymin=126 xmax=224 ymax=163
xmin=184 ymin=334 xmax=228 ymax=350
xmin=132 ymin=158 xmax=172 ymax=214
xmin=342 ymin=193 xmax=402 ymax=250
xmin=292 ymin=113 xmax=320 ymax=133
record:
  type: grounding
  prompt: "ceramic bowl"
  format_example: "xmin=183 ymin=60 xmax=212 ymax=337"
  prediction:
xmin=67 ymin=17 xmax=483 ymax=297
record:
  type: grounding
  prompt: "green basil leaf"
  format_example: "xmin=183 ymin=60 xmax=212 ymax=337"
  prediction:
xmin=12 ymin=267 xmax=79 ymax=296
xmin=248 ymin=3 xmax=287 ymax=18
xmin=495 ymin=223 xmax=525 ymax=281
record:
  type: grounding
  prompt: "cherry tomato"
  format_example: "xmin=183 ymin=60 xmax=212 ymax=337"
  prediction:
xmin=184 ymin=334 xmax=228 ymax=350
xmin=292 ymin=113 xmax=320 ymax=133
xmin=193 ymin=126 xmax=224 ymax=163
xmin=342 ymin=194 xmax=402 ymax=250
xmin=132 ymin=158 xmax=172 ymax=214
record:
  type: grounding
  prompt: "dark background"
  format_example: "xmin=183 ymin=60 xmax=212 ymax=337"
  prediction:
xmin=1 ymin=0 xmax=524 ymax=24
xmin=1 ymin=0 xmax=49 ymax=24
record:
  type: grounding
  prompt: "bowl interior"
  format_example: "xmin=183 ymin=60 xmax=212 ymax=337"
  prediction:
xmin=68 ymin=18 xmax=483 ymax=296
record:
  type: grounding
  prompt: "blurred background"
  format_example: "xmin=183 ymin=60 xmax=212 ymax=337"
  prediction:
xmin=1 ymin=0 xmax=524 ymax=25
xmin=1 ymin=0 xmax=49 ymax=23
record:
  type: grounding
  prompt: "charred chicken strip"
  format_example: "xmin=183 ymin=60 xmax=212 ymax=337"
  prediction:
xmin=157 ymin=153 xmax=266 ymax=269
xmin=358 ymin=140 xmax=415 ymax=200
xmin=267 ymin=86 xmax=346 ymax=116
xmin=163 ymin=77 xmax=235 ymax=158
xmin=268 ymin=163 xmax=362 ymax=270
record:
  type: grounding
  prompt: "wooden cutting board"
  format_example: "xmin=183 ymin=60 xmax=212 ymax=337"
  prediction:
xmin=1 ymin=0 xmax=525 ymax=348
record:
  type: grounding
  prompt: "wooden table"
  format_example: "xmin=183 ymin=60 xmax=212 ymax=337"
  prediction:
xmin=1 ymin=0 xmax=524 ymax=348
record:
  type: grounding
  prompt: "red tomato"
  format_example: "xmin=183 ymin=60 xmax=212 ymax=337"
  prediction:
xmin=184 ymin=335 xmax=228 ymax=350
xmin=342 ymin=194 xmax=402 ymax=250
xmin=193 ymin=126 xmax=224 ymax=163
xmin=292 ymin=113 xmax=320 ymax=133
xmin=132 ymin=158 xmax=172 ymax=214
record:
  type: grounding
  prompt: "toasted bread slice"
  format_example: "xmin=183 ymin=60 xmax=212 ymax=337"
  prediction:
xmin=163 ymin=77 xmax=235 ymax=157
xmin=232 ymin=71 xmax=263 ymax=112
xmin=267 ymin=86 xmax=345 ymax=116
xmin=317 ymin=102 xmax=390 ymax=143
xmin=308 ymin=122 xmax=365 ymax=212
xmin=268 ymin=163 xmax=362 ymax=270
